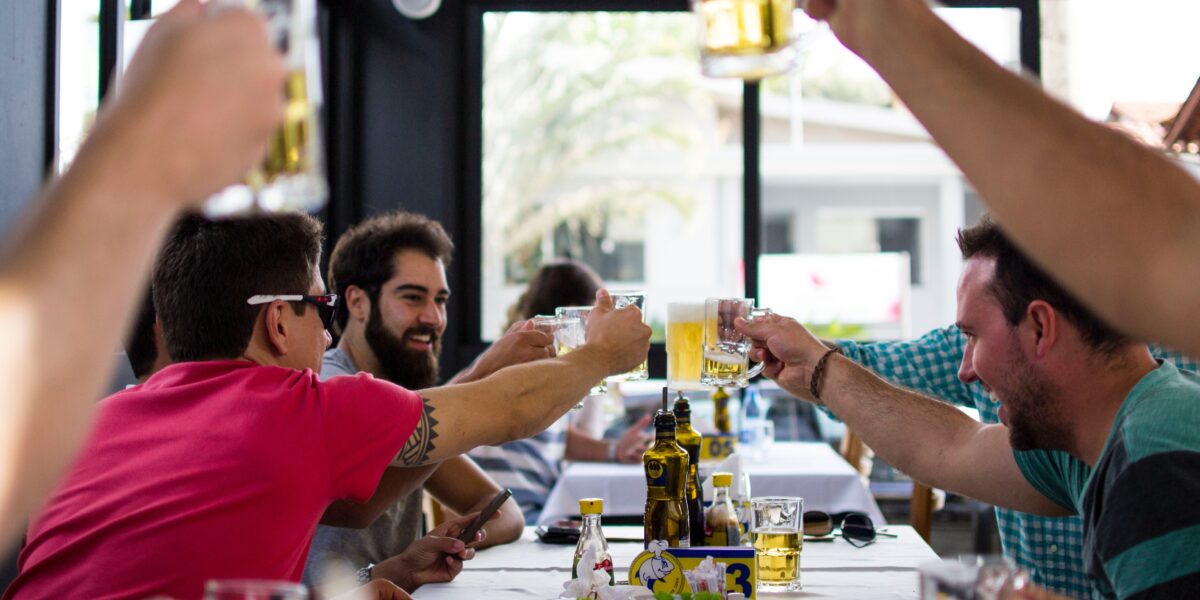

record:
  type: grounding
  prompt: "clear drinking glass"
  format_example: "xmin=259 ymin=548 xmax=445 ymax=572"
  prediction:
xmin=607 ymin=291 xmax=648 ymax=382
xmin=918 ymin=556 xmax=1030 ymax=600
xmin=691 ymin=0 xmax=823 ymax=80
xmin=204 ymin=0 xmax=327 ymax=217
xmin=666 ymin=301 xmax=706 ymax=391
xmin=751 ymin=496 xmax=803 ymax=592
xmin=701 ymin=297 xmax=771 ymax=387
xmin=203 ymin=580 xmax=309 ymax=600
xmin=554 ymin=306 xmax=607 ymax=397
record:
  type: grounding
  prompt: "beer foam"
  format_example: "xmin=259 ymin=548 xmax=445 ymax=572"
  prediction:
xmin=668 ymin=302 xmax=705 ymax=322
xmin=704 ymin=350 xmax=744 ymax=365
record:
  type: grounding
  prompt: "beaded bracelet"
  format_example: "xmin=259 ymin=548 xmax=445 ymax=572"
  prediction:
xmin=809 ymin=346 xmax=843 ymax=401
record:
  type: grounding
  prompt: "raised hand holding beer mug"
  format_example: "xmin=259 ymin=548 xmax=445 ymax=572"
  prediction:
xmin=702 ymin=297 xmax=772 ymax=388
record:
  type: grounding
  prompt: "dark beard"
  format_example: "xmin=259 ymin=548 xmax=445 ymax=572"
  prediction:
xmin=1003 ymin=359 xmax=1071 ymax=452
xmin=364 ymin=299 xmax=441 ymax=389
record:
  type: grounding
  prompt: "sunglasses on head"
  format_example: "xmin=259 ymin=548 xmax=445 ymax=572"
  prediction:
xmin=802 ymin=511 xmax=896 ymax=547
xmin=247 ymin=294 xmax=339 ymax=330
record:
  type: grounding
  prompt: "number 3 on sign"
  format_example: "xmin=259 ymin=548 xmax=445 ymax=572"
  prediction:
xmin=727 ymin=562 xmax=753 ymax=597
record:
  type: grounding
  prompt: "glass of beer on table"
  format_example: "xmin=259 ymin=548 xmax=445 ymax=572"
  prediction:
xmin=751 ymin=496 xmax=803 ymax=592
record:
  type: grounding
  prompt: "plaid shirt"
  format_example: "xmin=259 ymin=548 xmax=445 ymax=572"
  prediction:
xmin=838 ymin=327 xmax=1198 ymax=599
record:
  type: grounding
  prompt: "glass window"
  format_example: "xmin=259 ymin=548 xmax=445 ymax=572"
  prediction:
xmin=757 ymin=8 xmax=1022 ymax=340
xmin=480 ymin=11 xmax=745 ymax=341
xmin=57 ymin=1 xmax=102 ymax=172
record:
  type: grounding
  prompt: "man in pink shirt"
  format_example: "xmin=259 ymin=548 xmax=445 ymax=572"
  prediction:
xmin=4 ymin=213 xmax=649 ymax=599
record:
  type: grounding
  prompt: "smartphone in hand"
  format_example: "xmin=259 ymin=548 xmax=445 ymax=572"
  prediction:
xmin=457 ymin=488 xmax=512 ymax=543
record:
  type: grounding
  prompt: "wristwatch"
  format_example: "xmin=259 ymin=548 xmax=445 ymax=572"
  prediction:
xmin=356 ymin=563 xmax=375 ymax=584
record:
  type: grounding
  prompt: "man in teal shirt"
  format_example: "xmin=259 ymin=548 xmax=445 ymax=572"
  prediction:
xmin=835 ymin=327 xmax=1197 ymax=598
xmin=741 ymin=217 xmax=1200 ymax=599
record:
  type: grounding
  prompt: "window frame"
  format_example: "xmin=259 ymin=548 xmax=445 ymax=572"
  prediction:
xmin=462 ymin=0 xmax=1039 ymax=377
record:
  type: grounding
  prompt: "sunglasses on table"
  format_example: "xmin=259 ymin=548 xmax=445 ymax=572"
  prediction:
xmin=247 ymin=294 xmax=339 ymax=330
xmin=802 ymin=511 xmax=897 ymax=548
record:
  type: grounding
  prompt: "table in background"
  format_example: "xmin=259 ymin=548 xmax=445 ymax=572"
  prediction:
xmin=412 ymin=525 xmax=937 ymax=599
xmin=539 ymin=442 xmax=885 ymax=525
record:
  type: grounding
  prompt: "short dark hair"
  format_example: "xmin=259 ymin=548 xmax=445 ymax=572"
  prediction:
xmin=506 ymin=259 xmax=603 ymax=328
xmin=153 ymin=213 xmax=324 ymax=362
xmin=956 ymin=215 xmax=1131 ymax=355
xmin=327 ymin=211 xmax=454 ymax=334
xmin=124 ymin=287 xmax=158 ymax=380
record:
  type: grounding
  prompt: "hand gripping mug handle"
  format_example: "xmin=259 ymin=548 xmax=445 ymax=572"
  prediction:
xmin=744 ymin=308 xmax=774 ymax=379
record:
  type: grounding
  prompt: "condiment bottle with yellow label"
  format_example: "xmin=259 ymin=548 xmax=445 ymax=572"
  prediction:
xmin=573 ymin=498 xmax=614 ymax=584
xmin=673 ymin=391 xmax=705 ymax=545
xmin=705 ymin=472 xmax=742 ymax=546
xmin=712 ymin=386 xmax=732 ymax=434
xmin=643 ymin=388 xmax=691 ymax=548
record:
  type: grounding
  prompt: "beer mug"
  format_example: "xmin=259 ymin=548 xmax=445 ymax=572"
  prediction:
xmin=554 ymin=306 xmax=607 ymax=397
xmin=701 ymin=297 xmax=771 ymax=387
xmin=204 ymin=579 xmax=308 ymax=600
xmin=204 ymin=0 xmax=328 ymax=217
xmin=751 ymin=496 xmax=803 ymax=591
xmin=691 ymin=0 xmax=820 ymax=80
xmin=918 ymin=555 xmax=1030 ymax=599
xmin=608 ymin=291 xmax=649 ymax=382
xmin=666 ymin=301 xmax=706 ymax=391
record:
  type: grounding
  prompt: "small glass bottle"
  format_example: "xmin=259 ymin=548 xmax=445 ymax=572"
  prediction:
xmin=644 ymin=388 xmax=691 ymax=548
xmin=705 ymin=472 xmax=742 ymax=546
xmin=573 ymin=498 xmax=614 ymax=584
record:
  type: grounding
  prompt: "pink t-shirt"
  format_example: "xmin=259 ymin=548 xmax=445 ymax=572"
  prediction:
xmin=4 ymin=360 xmax=420 ymax=600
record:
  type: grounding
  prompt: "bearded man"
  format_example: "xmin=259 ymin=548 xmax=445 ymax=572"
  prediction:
xmin=739 ymin=216 xmax=1200 ymax=599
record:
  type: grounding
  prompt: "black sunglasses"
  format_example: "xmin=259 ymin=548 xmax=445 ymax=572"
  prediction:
xmin=247 ymin=294 xmax=339 ymax=330
xmin=802 ymin=511 xmax=897 ymax=547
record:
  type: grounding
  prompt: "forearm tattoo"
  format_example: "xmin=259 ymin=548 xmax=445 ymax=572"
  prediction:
xmin=397 ymin=396 xmax=439 ymax=466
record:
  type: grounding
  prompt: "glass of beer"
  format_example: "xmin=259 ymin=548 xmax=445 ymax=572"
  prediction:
xmin=751 ymin=496 xmax=803 ymax=592
xmin=691 ymin=0 xmax=821 ymax=80
xmin=608 ymin=291 xmax=649 ymax=382
xmin=701 ymin=297 xmax=771 ymax=388
xmin=667 ymin=301 xmax=706 ymax=390
xmin=554 ymin=306 xmax=607 ymax=397
xmin=204 ymin=579 xmax=308 ymax=600
xmin=204 ymin=0 xmax=328 ymax=217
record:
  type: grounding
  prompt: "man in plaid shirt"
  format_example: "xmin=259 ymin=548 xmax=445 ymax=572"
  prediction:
xmin=836 ymin=329 xmax=1197 ymax=598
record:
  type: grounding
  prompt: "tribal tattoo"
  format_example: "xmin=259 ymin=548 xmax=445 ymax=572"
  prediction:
xmin=397 ymin=396 xmax=439 ymax=466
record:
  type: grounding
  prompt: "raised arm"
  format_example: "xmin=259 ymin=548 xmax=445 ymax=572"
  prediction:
xmin=392 ymin=290 xmax=651 ymax=467
xmin=739 ymin=314 xmax=1069 ymax=516
xmin=0 ymin=0 xmax=283 ymax=550
xmin=804 ymin=0 xmax=1200 ymax=357
xmin=835 ymin=326 xmax=979 ymax=409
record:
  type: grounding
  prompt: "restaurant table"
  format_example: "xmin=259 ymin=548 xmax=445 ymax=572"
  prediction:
xmin=412 ymin=525 xmax=938 ymax=599
xmin=539 ymin=442 xmax=885 ymax=526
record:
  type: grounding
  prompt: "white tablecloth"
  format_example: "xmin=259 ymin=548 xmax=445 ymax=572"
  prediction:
xmin=539 ymin=442 xmax=885 ymax=525
xmin=412 ymin=525 xmax=938 ymax=599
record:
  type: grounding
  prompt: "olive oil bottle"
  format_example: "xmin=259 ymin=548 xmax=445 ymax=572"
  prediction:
xmin=673 ymin=391 xmax=705 ymax=545
xmin=643 ymin=388 xmax=691 ymax=548
xmin=712 ymin=386 xmax=732 ymax=434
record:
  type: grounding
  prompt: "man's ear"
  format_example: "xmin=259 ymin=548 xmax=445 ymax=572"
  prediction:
xmin=1025 ymin=300 xmax=1058 ymax=359
xmin=262 ymin=301 xmax=291 ymax=357
xmin=347 ymin=285 xmax=371 ymax=323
